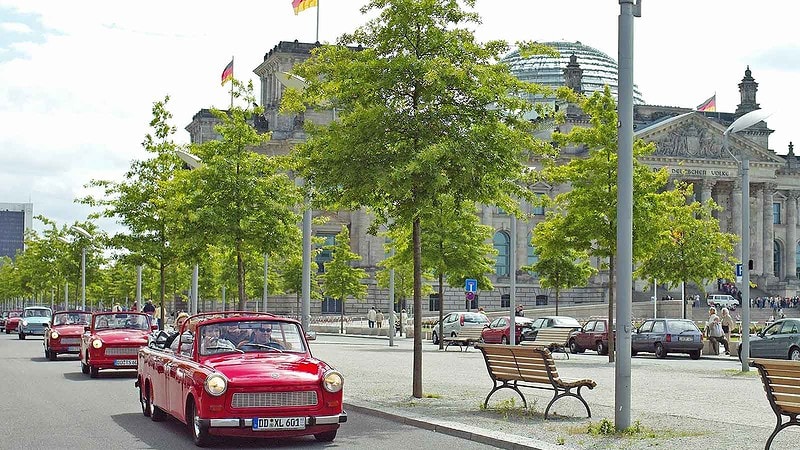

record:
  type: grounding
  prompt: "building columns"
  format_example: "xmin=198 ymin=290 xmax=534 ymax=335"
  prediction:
xmin=731 ymin=179 xmax=742 ymax=261
xmin=700 ymin=180 xmax=715 ymax=204
xmin=763 ymin=183 xmax=776 ymax=278
xmin=753 ymin=185 xmax=764 ymax=274
xmin=787 ymin=191 xmax=799 ymax=281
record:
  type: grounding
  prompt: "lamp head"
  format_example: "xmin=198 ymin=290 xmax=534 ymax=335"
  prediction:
xmin=275 ymin=72 xmax=308 ymax=91
xmin=175 ymin=149 xmax=203 ymax=169
xmin=70 ymin=226 xmax=92 ymax=239
xmin=725 ymin=109 xmax=771 ymax=136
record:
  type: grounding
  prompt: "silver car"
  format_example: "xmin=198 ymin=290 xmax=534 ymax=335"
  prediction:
xmin=739 ymin=318 xmax=800 ymax=361
xmin=431 ymin=312 xmax=489 ymax=345
xmin=18 ymin=306 xmax=53 ymax=339
xmin=631 ymin=318 xmax=703 ymax=360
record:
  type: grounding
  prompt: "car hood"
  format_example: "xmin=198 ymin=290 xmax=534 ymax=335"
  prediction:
xmin=51 ymin=325 xmax=86 ymax=335
xmin=93 ymin=329 xmax=150 ymax=344
xmin=206 ymin=354 xmax=327 ymax=386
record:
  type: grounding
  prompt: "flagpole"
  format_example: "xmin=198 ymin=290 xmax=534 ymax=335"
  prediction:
xmin=230 ymin=55 xmax=234 ymax=109
xmin=316 ymin=0 xmax=320 ymax=42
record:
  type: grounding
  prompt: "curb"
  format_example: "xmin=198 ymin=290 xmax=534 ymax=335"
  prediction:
xmin=343 ymin=399 xmax=575 ymax=450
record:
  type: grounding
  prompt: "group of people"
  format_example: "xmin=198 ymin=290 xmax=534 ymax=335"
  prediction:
xmin=706 ymin=306 xmax=736 ymax=355
xmin=366 ymin=306 xmax=386 ymax=329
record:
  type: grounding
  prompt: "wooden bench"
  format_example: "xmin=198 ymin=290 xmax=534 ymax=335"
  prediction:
xmin=442 ymin=327 xmax=484 ymax=351
xmin=476 ymin=343 xmax=596 ymax=419
xmin=750 ymin=358 xmax=800 ymax=450
xmin=522 ymin=327 xmax=574 ymax=359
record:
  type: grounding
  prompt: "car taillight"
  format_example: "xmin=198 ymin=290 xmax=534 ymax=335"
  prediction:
xmin=459 ymin=315 xmax=464 ymax=326
xmin=665 ymin=334 xmax=672 ymax=343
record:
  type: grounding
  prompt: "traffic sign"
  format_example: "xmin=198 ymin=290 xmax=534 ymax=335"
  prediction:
xmin=735 ymin=263 xmax=743 ymax=277
xmin=465 ymin=279 xmax=478 ymax=293
xmin=465 ymin=292 xmax=475 ymax=301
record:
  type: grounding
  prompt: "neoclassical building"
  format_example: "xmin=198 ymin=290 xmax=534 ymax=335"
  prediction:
xmin=186 ymin=40 xmax=800 ymax=316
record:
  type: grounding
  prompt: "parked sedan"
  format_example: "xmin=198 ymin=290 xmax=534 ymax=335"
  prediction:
xmin=631 ymin=318 xmax=703 ymax=359
xmin=431 ymin=312 xmax=489 ymax=345
xmin=569 ymin=318 xmax=611 ymax=355
xmin=739 ymin=318 xmax=800 ymax=361
xmin=520 ymin=316 xmax=581 ymax=342
xmin=481 ymin=317 xmax=534 ymax=344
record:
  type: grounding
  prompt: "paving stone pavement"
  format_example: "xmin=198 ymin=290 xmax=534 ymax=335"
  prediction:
xmin=311 ymin=333 xmax=800 ymax=450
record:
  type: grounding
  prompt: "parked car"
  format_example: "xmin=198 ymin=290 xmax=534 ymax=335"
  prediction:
xmin=137 ymin=312 xmax=346 ymax=446
xmin=481 ymin=317 xmax=534 ymax=344
xmin=4 ymin=310 xmax=23 ymax=334
xmin=520 ymin=316 xmax=581 ymax=342
xmin=569 ymin=318 xmax=612 ymax=355
xmin=80 ymin=312 xmax=155 ymax=378
xmin=44 ymin=311 xmax=93 ymax=360
xmin=706 ymin=294 xmax=739 ymax=310
xmin=431 ymin=312 xmax=490 ymax=345
xmin=18 ymin=306 xmax=52 ymax=339
xmin=738 ymin=318 xmax=800 ymax=361
xmin=631 ymin=318 xmax=703 ymax=359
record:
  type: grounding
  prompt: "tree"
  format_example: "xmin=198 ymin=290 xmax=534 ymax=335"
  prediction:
xmin=525 ymin=214 xmax=596 ymax=315
xmin=321 ymin=226 xmax=368 ymax=333
xmin=284 ymin=0 xmax=551 ymax=397
xmin=175 ymin=81 xmax=301 ymax=310
xmin=279 ymin=252 xmax=321 ymax=320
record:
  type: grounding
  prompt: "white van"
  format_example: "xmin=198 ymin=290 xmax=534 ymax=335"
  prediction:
xmin=706 ymin=294 xmax=739 ymax=309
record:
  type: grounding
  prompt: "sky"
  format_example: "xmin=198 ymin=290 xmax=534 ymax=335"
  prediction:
xmin=1 ymin=0 xmax=798 ymax=235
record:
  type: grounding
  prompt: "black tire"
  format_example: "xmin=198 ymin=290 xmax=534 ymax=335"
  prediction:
xmin=655 ymin=343 xmax=667 ymax=359
xmin=18 ymin=332 xmax=25 ymax=340
xmin=790 ymin=347 xmax=800 ymax=361
xmin=149 ymin=385 xmax=165 ymax=421
xmin=48 ymin=349 xmax=58 ymax=361
xmin=569 ymin=339 xmax=579 ymax=354
xmin=432 ymin=331 xmax=439 ymax=345
xmin=596 ymin=341 xmax=607 ymax=355
xmin=81 ymin=355 xmax=90 ymax=375
xmin=140 ymin=382 xmax=151 ymax=417
xmin=631 ymin=350 xmax=638 ymax=357
xmin=188 ymin=399 xmax=211 ymax=447
xmin=501 ymin=335 xmax=508 ymax=345
xmin=314 ymin=430 xmax=337 ymax=442
xmin=5 ymin=328 xmax=9 ymax=334
xmin=90 ymin=365 xmax=99 ymax=378
xmin=689 ymin=350 xmax=701 ymax=360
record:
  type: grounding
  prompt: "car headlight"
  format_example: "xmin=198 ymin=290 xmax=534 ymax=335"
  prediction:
xmin=322 ymin=370 xmax=344 ymax=393
xmin=204 ymin=373 xmax=228 ymax=396
xmin=21 ymin=320 xmax=28 ymax=327
xmin=50 ymin=331 xmax=59 ymax=339
xmin=91 ymin=339 xmax=103 ymax=349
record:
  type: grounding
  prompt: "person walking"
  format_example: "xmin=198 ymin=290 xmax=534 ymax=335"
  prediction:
xmin=367 ymin=306 xmax=377 ymax=329
xmin=720 ymin=307 xmax=735 ymax=346
xmin=376 ymin=310 xmax=384 ymax=329
xmin=706 ymin=307 xmax=730 ymax=356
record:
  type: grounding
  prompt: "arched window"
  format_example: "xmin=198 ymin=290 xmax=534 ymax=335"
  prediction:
xmin=774 ymin=240 xmax=782 ymax=278
xmin=493 ymin=231 xmax=510 ymax=276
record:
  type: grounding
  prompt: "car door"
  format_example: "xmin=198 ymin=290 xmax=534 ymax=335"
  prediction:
xmin=632 ymin=320 xmax=653 ymax=351
xmin=442 ymin=314 xmax=456 ymax=337
xmin=167 ymin=334 xmax=194 ymax=417
xmin=577 ymin=321 xmax=596 ymax=349
xmin=482 ymin=318 xmax=500 ymax=343
xmin=750 ymin=321 xmax=781 ymax=358
xmin=773 ymin=320 xmax=800 ymax=359
xmin=592 ymin=320 xmax=607 ymax=348
xmin=148 ymin=350 xmax=170 ymax=410
xmin=650 ymin=320 xmax=666 ymax=349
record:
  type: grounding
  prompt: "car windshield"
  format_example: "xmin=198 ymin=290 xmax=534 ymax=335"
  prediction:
xmin=94 ymin=314 xmax=150 ymax=331
xmin=463 ymin=313 xmax=489 ymax=323
xmin=24 ymin=308 xmax=51 ymax=318
xmin=52 ymin=312 xmax=92 ymax=326
xmin=199 ymin=320 xmax=307 ymax=356
xmin=9 ymin=311 xmax=22 ymax=318
xmin=667 ymin=320 xmax=699 ymax=333
xmin=553 ymin=317 xmax=581 ymax=327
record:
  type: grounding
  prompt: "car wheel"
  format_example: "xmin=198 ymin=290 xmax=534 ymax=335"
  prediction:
xmin=44 ymin=347 xmax=49 ymax=358
xmin=790 ymin=347 xmax=800 ymax=361
xmin=501 ymin=336 xmax=508 ymax=345
xmin=18 ymin=332 xmax=25 ymax=340
xmin=432 ymin=331 xmax=439 ymax=345
xmin=188 ymin=399 xmax=211 ymax=447
xmin=631 ymin=350 xmax=638 ymax=357
xmin=4 ymin=328 xmax=8 ymax=334
xmin=81 ymin=354 xmax=90 ymax=375
xmin=569 ymin=339 xmax=579 ymax=354
xmin=314 ymin=430 xmax=337 ymax=442
xmin=140 ymin=382 xmax=151 ymax=417
xmin=90 ymin=365 xmax=99 ymax=378
xmin=689 ymin=350 xmax=701 ymax=360
xmin=655 ymin=343 xmax=667 ymax=359
xmin=48 ymin=349 xmax=58 ymax=361
xmin=596 ymin=341 xmax=607 ymax=355
xmin=149 ymin=385 xmax=165 ymax=421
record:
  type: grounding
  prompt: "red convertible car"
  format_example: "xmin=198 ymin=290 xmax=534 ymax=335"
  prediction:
xmin=136 ymin=312 xmax=346 ymax=446
xmin=81 ymin=312 xmax=154 ymax=378
xmin=4 ymin=310 xmax=22 ymax=334
xmin=44 ymin=311 xmax=93 ymax=360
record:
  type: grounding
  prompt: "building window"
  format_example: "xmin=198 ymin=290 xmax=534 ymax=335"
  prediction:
xmin=493 ymin=231 xmax=510 ymax=276
xmin=315 ymin=233 xmax=336 ymax=273
xmin=501 ymin=293 xmax=510 ymax=308
xmin=774 ymin=240 xmax=782 ymax=278
xmin=532 ymin=194 xmax=545 ymax=215
xmin=496 ymin=206 xmax=507 ymax=215
xmin=773 ymin=203 xmax=782 ymax=224
xmin=429 ymin=294 xmax=440 ymax=312
xmin=527 ymin=237 xmax=539 ymax=277
xmin=321 ymin=296 xmax=342 ymax=314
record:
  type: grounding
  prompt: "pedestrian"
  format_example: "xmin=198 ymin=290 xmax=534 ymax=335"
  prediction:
xmin=478 ymin=307 xmax=487 ymax=317
xmin=720 ymin=307 xmax=735 ymax=345
xmin=376 ymin=309 xmax=384 ymax=328
xmin=397 ymin=309 xmax=408 ymax=336
xmin=706 ymin=307 xmax=729 ymax=356
xmin=515 ymin=304 xmax=524 ymax=317
xmin=367 ymin=306 xmax=377 ymax=329
xmin=153 ymin=302 xmax=163 ymax=330
xmin=143 ymin=299 xmax=156 ymax=314
xmin=131 ymin=301 xmax=138 ymax=312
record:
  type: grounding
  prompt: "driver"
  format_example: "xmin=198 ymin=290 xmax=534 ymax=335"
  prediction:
xmin=239 ymin=326 xmax=282 ymax=349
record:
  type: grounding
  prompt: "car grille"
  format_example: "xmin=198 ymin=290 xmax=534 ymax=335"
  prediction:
xmin=104 ymin=347 xmax=140 ymax=356
xmin=60 ymin=338 xmax=81 ymax=345
xmin=231 ymin=391 xmax=318 ymax=408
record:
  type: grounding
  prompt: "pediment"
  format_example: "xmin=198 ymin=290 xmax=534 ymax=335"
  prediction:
xmin=635 ymin=112 xmax=784 ymax=164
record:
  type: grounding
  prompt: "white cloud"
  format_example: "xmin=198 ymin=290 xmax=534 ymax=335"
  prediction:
xmin=0 ymin=21 xmax=32 ymax=33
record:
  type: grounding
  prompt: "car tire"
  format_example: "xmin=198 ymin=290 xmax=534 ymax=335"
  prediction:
xmin=596 ymin=341 xmax=608 ymax=355
xmin=501 ymin=336 xmax=508 ymax=345
xmin=18 ymin=332 xmax=25 ymax=340
xmin=48 ymin=349 xmax=58 ymax=361
xmin=569 ymin=339 xmax=580 ymax=354
xmin=90 ymin=365 xmax=99 ymax=378
xmin=4 ymin=328 xmax=8 ymax=334
xmin=314 ymin=430 xmax=337 ymax=442
xmin=188 ymin=399 xmax=211 ymax=447
xmin=631 ymin=350 xmax=638 ymax=357
xmin=149 ymin=385 xmax=165 ymax=422
xmin=655 ymin=343 xmax=667 ymax=359
xmin=432 ymin=331 xmax=439 ymax=345
xmin=689 ymin=350 xmax=701 ymax=360
xmin=81 ymin=355 xmax=90 ymax=375
xmin=139 ymin=382 xmax=151 ymax=417
xmin=790 ymin=347 xmax=800 ymax=361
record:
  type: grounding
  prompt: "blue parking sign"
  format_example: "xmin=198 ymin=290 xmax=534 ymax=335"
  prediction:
xmin=735 ymin=264 xmax=742 ymax=277
xmin=465 ymin=279 xmax=478 ymax=293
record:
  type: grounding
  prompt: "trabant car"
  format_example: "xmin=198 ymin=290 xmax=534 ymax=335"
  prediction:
xmin=44 ymin=311 xmax=93 ymax=360
xmin=80 ymin=312 xmax=154 ymax=378
xmin=4 ymin=310 xmax=22 ymax=334
xmin=136 ymin=312 xmax=346 ymax=446
xmin=18 ymin=306 xmax=52 ymax=339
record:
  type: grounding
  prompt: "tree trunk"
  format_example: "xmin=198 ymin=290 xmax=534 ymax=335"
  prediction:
xmin=412 ymin=217 xmax=423 ymax=398
xmin=608 ymin=256 xmax=615 ymax=363
xmin=340 ymin=299 xmax=345 ymax=334
xmin=160 ymin=261 xmax=166 ymax=330
xmin=237 ymin=245 xmax=247 ymax=310
xmin=438 ymin=271 xmax=444 ymax=350
xmin=555 ymin=286 xmax=560 ymax=316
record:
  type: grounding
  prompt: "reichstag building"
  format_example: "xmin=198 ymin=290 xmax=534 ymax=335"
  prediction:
xmin=186 ymin=40 xmax=800 ymax=316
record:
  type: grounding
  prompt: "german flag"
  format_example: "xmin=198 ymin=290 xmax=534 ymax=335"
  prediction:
xmin=292 ymin=0 xmax=317 ymax=15
xmin=696 ymin=94 xmax=716 ymax=112
xmin=221 ymin=59 xmax=233 ymax=86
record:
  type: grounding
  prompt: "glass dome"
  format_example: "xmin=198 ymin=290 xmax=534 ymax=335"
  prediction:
xmin=502 ymin=41 xmax=645 ymax=104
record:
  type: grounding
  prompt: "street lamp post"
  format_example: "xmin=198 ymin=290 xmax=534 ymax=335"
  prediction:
xmin=723 ymin=108 xmax=771 ymax=372
xmin=71 ymin=226 xmax=93 ymax=311
xmin=176 ymin=149 xmax=203 ymax=315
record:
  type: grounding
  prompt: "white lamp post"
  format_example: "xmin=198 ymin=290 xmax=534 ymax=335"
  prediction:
xmin=175 ymin=149 xmax=203 ymax=314
xmin=723 ymin=108 xmax=771 ymax=372
xmin=70 ymin=225 xmax=93 ymax=311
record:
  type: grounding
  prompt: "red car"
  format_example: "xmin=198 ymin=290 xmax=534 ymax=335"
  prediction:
xmin=44 ymin=311 xmax=93 ymax=360
xmin=4 ymin=310 xmax=22 ymax=334
xmin=136 ymin=312 xmax=346 ymax=446
xmin=80 ymin=312 xmax=155 ymax=378
xmin=481 ymin=316 xmax=534 ymax=344
xmin=568 ymin=318 xmax=611 ymax=355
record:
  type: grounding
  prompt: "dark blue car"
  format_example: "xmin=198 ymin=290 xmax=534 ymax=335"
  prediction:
xmin=631 ymin=318 xmax=703 ymax=360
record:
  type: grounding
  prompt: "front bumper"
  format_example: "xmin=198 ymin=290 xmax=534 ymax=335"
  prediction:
xmin=206 ymin=411 xmax=347 ymax=428
xmin=20 ymin=325 xmax=47 ymax=335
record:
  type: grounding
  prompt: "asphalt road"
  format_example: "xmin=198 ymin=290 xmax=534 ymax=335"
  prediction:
xmin=0 ymin=333 xmax=494 ymax=449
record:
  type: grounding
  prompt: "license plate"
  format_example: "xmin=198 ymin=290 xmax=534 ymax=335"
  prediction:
xmin=678 ymin=336 xmax=694 ymax=342
xmin=252 ymin=417 xmax=306 ymax=431
xmin=114 ymin=359 xmax=137 ymax=366
xmin=67 ymin=346 xmax=80 ymax=352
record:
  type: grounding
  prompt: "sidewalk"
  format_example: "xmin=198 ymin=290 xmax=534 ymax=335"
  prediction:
xmin=312 ymin=333 xmax=800 ymax=450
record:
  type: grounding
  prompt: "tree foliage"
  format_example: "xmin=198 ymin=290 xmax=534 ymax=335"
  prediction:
xmin=321 ymin=226 xmax=368 ymax=333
